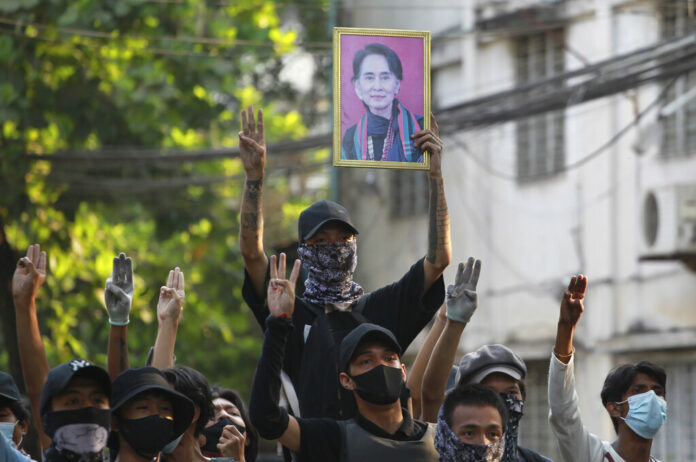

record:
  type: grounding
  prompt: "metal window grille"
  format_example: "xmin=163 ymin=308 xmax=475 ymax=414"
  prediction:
xmin=515 ymin=31 xmax=565 ymax=180
xmin=517 ymin=360 xmax=560 ymax=460
xmin=660 ymin=0 xmax=696 ymax=158
xmin=389 ymin=169 xmax=429 ymax=218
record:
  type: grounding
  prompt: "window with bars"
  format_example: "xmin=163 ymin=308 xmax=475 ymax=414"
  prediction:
xmin=389 ymin=169 xmax=429 ymax=218
xmin=515 ymin=31 xmax=565 ymax=180
xmin=661 ymin=0 xmax=696 ymax=158
xmin=517 ymin=359 xmax=559 ymax=460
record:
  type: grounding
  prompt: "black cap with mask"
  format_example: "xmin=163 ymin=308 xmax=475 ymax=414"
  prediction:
xmin=298 ymin=200 xmax=359 ymax=242
xmin=110 ymin=367 xmax=194 ymax=458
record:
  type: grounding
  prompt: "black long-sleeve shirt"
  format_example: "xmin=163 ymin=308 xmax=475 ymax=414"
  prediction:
xmin=249 ymin=315 xmax=429 ymax=462
xmin=243 ymin=258 xmax=444 ymax=419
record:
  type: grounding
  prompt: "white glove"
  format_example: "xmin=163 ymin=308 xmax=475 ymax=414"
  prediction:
xmin=445 ymin=257 xmax=481 ymax=324
xmin=105 ymin=253 xmax=134 ymax=326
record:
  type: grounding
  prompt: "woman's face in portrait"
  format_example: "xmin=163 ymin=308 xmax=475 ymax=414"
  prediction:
xmin=353 ymin=53 xmax=401 ymax=118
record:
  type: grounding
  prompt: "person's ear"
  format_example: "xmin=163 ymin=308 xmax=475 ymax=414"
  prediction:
xmin=16 ymin=419 xmax=28 ymax=435
xmin=401 ymin=363 xmax=407 ymax=382
xmin=339 ymin=372 xmax=355 ymax=391
xmin=192 ymin=405 xmax=201 ymax=429
xmin=394 ymin=79 xmax=400 ymax=95
xmin=606 ymin=401 xmax=625 ymax=419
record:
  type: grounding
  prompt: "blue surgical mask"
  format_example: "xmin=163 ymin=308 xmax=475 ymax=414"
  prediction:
xmin=617 ymin=390 xmax=667 ymax=439
xmin=0 ymin=421 xmax=17 ymax=448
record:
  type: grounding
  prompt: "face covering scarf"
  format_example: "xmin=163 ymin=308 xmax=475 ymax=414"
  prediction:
xmin=500 ymin=394 xmax=524 ymax=462
xmin=435 ymin=409 xmax=505 ymax=462
xmin=297 ymin=240 xmax=364 ymax=305
xmin=616 ymin=390 xmax=667 ymax=439
xmin=200 ymin=418 xmax=246 ymax=454
xmin=43 ymin=407 xmax=110 ymax=462
xmin=350 ymin=364 xmax=404 ymax=405
xmin=118 ymin=414 xmax=174 ymax=459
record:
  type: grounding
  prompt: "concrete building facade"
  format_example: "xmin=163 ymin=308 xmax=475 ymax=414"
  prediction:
xmin=336 ymin=0 xmax=696 ymax=459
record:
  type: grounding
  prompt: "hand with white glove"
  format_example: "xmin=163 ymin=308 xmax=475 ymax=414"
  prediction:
xmin=445 ymin=257 xmax=481 ymax=324
xmin=105 ymin=253 xmax=134 ymax=326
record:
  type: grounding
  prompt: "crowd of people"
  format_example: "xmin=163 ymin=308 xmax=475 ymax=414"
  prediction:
xmin=1 ymin=104 xmax=668 ymax=462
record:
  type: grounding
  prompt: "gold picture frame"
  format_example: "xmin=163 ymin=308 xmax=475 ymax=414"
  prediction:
xmin=333 ymin=27 xmax=431 ymax=170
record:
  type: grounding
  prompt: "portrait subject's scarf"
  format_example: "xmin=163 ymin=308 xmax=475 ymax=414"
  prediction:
xmin=353 ymin=100 xmax=422 ymax=162
xmin=500 ymin=394 xmax=524 ymax=462
xmin=435 ymin=409 xmax=505 ymax=462
xmin=297 ymin=240 xmax=364 ymax=305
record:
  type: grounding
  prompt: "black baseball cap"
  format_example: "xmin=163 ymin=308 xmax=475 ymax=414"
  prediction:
xmin=40 ymin=359 xmax=112 ymax=416
xmin=111 ymin=367 xmax=194 ymax=439
xmin=455 ymin=344 xmax=527 ymax=386
xmin=0 ymin=372 xmax=21 ymax=402
xmin=298 ymin=200 xmax=358 ymax=242
xmin=339 ymin=323 xmax=401 ymax=373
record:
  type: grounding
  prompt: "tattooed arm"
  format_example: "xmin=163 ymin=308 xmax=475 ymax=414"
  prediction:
xmin=413 ymin=114 xmax=451 ymax=292
xmin=239 ymin=105 xmax=270 ymax=298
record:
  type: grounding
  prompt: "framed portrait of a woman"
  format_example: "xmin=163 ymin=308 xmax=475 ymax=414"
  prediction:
xmin=333 ymin=27 xmax=431 ymax=170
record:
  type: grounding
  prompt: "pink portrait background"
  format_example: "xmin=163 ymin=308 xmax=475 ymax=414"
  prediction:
xmin=339 ymin=34 xmax=425 ymax=139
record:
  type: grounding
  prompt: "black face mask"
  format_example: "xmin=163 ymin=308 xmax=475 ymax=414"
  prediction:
xmin=350 ymin=364 xmax=404 ymax=405
xmin=118 ymin=415 xmax=174 ymax=459
xmin=201 ymin=418 xmax=246 ymax=453
xmin=499 ymin=393 xmax=524 ymax=462
xmin=43 ymin=407 xmax=111 ymax=462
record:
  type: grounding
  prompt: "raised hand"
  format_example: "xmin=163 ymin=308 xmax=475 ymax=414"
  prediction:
xmin=267 ymin=253 xmax=301 ymax=318
xmin=217 ymin=425 xmax=246 ymax=461
xmin=157 ymin=267 xmax=185 ymax=324
xmin=239 ymin=105 xmax=266 ymax=180
xmin=105 ymin=253 xmax=134 ymax=326
xmin=12 ymin=244 xmax=47 ymax=304
xmin=412 ymin=113 xmax=443 ymax=176
xmin=559 ymin=274 xmax=587 ymax=328
xmin=445 ymin=257 xmax=481 ymax=324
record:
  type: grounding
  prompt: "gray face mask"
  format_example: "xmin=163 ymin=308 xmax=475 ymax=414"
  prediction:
xmin=52 ymin=423 xmax=109 ymax=456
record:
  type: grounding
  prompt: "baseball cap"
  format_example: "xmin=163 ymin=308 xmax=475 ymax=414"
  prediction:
xmin=0 ymin=372 xmax=21 ymax=402
xmin=111 ymin=367 xmax=194 ymax=439
xmin=40 ymin=359 xmax=112 ymax=416
xmin=455 ymin=344 xmax=527 ymax=386
xmin=298 ymin=200 xmax=358 ymax=242
xmin=339 ymin=323 xmax=401 ymax=373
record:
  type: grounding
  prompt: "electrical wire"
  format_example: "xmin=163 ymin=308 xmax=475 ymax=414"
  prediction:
xmin=446 ymin=76 xmax=678 ymax=182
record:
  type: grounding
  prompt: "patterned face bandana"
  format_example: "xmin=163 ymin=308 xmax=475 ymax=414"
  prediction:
xmin=500 ymin=394 xmax=524 ymax=462
xmin=297 ymin=240 xmax=364 ymax=305
xmin=435 ymin=408 xmax=505 ymax=462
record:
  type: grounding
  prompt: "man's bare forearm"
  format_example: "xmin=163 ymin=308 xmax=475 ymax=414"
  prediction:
xmin=14 ymin=296 xmax=51 ymax=448
xmin=424 ymin=175 xmax=451 ymax=285
xmin=240 ymin=178 xmax=264 ymax=260
xmin=152 ymin=319 xmax=178 ymax=370
xmin=421 ymin=320 xmax=465 ymax=422
xmin=240 ymin=178 xmax=269 ymax=297
xmin=107 ymin=325 xmax=129 ymax=381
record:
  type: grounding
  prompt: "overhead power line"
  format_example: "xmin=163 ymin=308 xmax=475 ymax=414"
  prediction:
xmin=437 ymin=31 xmax=696 ymax=131
xmin=448 ymin=76 xmax=678 ymax=182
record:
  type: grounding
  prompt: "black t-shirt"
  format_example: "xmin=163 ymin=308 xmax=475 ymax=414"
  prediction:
xmin=296 ymin=408 xmax=428 ymax=462
xmin=242 ymin=257 xmax=444 ymax=419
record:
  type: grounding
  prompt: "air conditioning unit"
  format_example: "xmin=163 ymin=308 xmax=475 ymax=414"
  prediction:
xmin=640 ymin=184 xmax=696 ymax=260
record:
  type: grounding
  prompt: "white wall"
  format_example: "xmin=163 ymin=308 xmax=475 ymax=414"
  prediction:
xmin=337 ymin=0 xmax=696 ymax=454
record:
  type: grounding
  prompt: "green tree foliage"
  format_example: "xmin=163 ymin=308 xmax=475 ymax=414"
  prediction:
xmin=0 ymin=0 xmax=331 ymax=397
